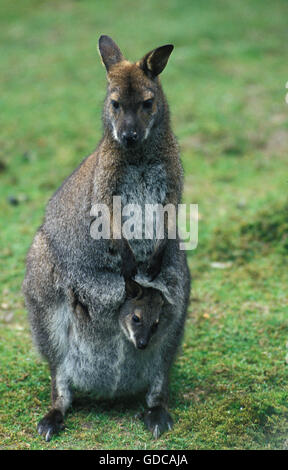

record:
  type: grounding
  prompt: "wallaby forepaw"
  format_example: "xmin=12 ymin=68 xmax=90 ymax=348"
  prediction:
xmin=121 ymin=264 xmax=137 ymax=281
xmin=143 ymin=406 xmax=173 ymax=439
xmin=146 ymin=260 xmax=162 ymax=281
xmin=37 ymin=409 xmax=64 ymax=442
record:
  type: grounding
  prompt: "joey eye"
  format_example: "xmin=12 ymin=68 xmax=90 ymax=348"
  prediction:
xmin=132 ymin=314 xmax=140 ymax=323
xmin=111 ymin=100 xmax=120 ymax=110
xmin=142 ymin=99 xmax=153 ymax=110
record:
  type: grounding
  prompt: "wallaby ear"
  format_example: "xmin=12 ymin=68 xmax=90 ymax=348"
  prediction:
xmin=98 ymin=35 xmax=124 ymax=72
xmin=125 ymin=279 xmax=143 ymax=300
xmin=138 ymin=44 xmax=174 ymax=78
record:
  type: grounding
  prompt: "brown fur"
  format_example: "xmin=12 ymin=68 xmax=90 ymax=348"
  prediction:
xmin=97 ymin=43 xmax=183 ymax=209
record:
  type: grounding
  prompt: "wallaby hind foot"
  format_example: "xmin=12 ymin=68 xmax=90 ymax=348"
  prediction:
xmin=37 ymin=409 xmax=65 ymax=442
xmin=37 ymin=369 xmax=72 ymax=441
xmin=143 ymin=406 xmax=173 ymax=439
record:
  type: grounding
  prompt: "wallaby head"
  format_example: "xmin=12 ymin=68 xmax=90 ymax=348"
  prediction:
xmin=119 ymin=279 xmax=164 ymax=350
xmin=98 ymin=35 xmax=173 ymax=148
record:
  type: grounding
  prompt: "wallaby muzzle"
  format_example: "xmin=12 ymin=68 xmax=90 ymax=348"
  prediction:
xmin=121 ymin=130 xmax=139 ymax=147
xmin=135 ymin=329 xmax=153 ymax=350
xmin=136 ymin=338 xmax=148 ymax=350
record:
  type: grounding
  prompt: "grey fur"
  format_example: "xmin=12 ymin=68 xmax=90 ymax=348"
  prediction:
xmin=23 ymin=36 xmax=191 ymax=440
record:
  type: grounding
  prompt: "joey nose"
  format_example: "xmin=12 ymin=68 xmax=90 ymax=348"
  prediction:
xmin=137 ymin=339 xmax=148 ymax=350
xmin=122 ymin=130 xmax=138 ymax=147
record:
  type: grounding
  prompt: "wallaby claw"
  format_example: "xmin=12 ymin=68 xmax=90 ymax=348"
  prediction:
xmin=143 ymin=406 xmax=173 ymax=439
xmin=134 ymin=411 xmax=144 ymax=420
xmin=121 ymin=262 xmax=137 ymax=281
xmin=37 ymin=409 xmax=64 ymax=442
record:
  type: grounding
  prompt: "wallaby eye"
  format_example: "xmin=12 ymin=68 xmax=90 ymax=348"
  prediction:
xmin=132 ymin=314 xmax=140 ymax=323
xmin=111 ymin=100 xmax=120 ymax=110
xmin=142 ymin=99 xmax=153 ymax=110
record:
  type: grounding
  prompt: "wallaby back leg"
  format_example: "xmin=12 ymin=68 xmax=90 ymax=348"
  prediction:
xmin=37 ymin=368 xmax=72 ymax=442
xmin=143 ymin=406 xmax=174 ymax=439
xmin=143 ymin=374 xmax=173 ymax=439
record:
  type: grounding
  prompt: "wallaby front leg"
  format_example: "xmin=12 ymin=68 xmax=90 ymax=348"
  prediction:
xmin=146 ymin=239 xmax=166 ymax=281
xmin=37 ymin=368 xmax=72 ymax=442
xmin=144 ymin=374 xmax=173 ymax=439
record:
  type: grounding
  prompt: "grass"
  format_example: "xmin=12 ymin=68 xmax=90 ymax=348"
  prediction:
xmin=1 ymin=0 xmax=288 ymax=450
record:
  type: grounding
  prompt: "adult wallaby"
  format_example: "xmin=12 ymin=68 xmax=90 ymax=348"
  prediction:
xmin=23 ymin=35 xmax=191 ymax=442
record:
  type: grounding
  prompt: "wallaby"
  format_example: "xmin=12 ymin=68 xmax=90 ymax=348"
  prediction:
xmin=23 ymin=35 xmax=191 ymax=442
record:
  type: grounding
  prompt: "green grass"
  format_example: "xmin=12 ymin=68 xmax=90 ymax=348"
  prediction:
xmin=1 ymin=0 xmax=288 ymax=450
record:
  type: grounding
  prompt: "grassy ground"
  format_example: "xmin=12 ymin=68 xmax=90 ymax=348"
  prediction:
xmin=1 ymin=0 xmax=288 ymax=450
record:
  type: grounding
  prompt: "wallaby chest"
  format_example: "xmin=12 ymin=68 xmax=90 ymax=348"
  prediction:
xmin=117 ymin=161 xmax=167 ymax=206
xmin=115 ymin=160 xmax=167 ymax=262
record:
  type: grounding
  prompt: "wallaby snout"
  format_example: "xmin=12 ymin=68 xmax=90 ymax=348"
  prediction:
xmin=137 ymin=337 xmax=149 ymax=350
xmin=121 ymin=129 xmax=139 ymax=147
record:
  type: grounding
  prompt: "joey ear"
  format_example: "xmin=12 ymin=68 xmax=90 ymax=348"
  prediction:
xmin=138 ymin=44 xmax=174 ymax=78
xmin=98 ymin=35 xmax=124 ymax=72
xmin=125 ymin=279 xmax=143 ymax=300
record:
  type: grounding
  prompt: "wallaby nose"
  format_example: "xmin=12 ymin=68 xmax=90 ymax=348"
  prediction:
xmin=122 ymin=130 xmax=138 ymax=147
xmin=137 ymin=338 xmax=148 ymax=350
